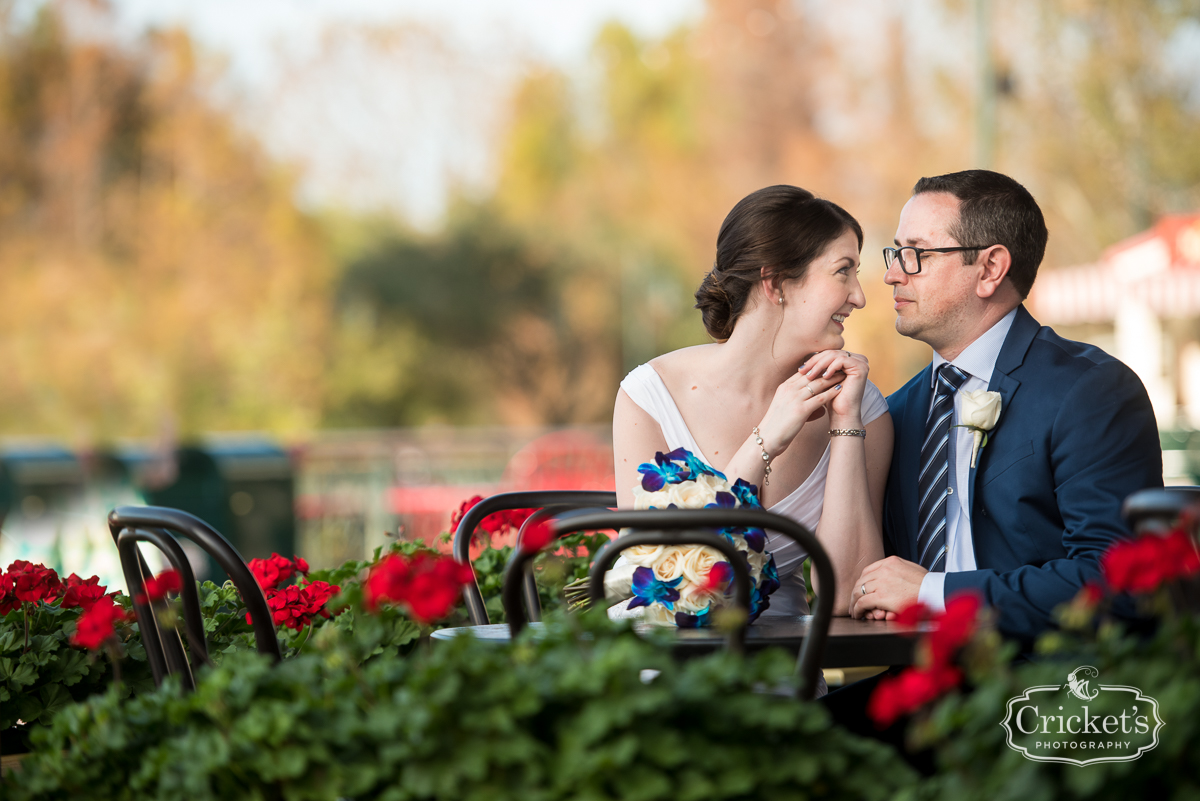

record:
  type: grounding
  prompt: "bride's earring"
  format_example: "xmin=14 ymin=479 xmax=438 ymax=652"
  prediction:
xmin=778 ymin=295 xmax=784 ymax=305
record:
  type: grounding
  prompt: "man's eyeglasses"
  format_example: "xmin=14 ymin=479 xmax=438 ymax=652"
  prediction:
xmin=882 ymin=245 xmax=995 ymax=275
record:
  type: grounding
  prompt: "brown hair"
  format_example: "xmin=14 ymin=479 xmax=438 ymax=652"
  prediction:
xmin=694 ymin=185 xmax=863 ymax=341
xmin=912 ymin=170 xmax=1048 ymax=298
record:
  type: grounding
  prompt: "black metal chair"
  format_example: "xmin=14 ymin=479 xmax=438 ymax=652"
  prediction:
xmin=500 ymin=507 xmax=835 ymax=702
xmin=1120 ymin=486 xmax=1200 ymax=613
xmin=452 ymin=491 xmax=617 ymax=625
xmin=108 ymin=506 xmax=282 ymax=690
xmin=1121 ymin=486 xmax=1200 ymax=533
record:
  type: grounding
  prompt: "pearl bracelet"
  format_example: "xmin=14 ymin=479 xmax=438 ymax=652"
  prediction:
xmin=829 ymin=428 xmax=867 ymax=438
xmin=751 ymin=426 xmax=772 ymax=485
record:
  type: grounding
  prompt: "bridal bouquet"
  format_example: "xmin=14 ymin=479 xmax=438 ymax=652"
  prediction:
xmin=606 ymin=448 xmax=780 ymax=628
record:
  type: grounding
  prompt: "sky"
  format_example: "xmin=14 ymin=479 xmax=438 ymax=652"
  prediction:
xmin=93 ymin=0 xmax=706 ymax=224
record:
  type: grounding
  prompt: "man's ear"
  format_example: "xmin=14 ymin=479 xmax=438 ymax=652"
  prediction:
xmin=975 ymin=245 xmax=1012 ymax=299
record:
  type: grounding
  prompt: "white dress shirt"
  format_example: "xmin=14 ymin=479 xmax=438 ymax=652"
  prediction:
xmin=916 ymin=308 xmax=1018 ymax=612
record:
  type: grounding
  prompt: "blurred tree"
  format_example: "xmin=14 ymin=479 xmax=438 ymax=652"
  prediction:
xmin=491 ymin=3 xmax=946 ymax=394
xmin=0 ymin=7 xmax=331 ymax=440
xmin=6 ymin=0 xmax=1196 ymax=439
xmin=327 ymin=202 xmax=618 ymax=426
xmin=1002 ymin=0 xmax=1200 ymax=264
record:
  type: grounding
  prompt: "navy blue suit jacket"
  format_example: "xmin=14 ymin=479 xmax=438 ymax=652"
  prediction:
xmin=883 ymin=305 xmax=1163 ymax=642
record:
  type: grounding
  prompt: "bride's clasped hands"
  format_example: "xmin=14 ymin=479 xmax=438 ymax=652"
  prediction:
xmin=752 ymin=349 xmax=871 ymax=466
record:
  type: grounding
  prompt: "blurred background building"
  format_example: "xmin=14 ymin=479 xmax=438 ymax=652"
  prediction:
xmin=1 ymin=0 xmax=1198 ymax=588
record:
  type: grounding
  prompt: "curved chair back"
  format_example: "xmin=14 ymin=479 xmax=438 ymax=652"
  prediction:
xmin=452 ymin=490 xmax=617 ymax=625
xmin=114 ymin=528 xmax=207 ymax=690
xmin=108 ymin=505 xmax=282 ymax=688
xmin=1121 ymin=487 xmax=1200 ymax=614
xmin=1122 ymin=486 xmax=1200 ymax=533
xmin=524 ymin=507 xmax=834 ymax=702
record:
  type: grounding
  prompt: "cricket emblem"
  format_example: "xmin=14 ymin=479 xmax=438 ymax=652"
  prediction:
xmin=1064 ymin=666 xmax=1100 ymax=701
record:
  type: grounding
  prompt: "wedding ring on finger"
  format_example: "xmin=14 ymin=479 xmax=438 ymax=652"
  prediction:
xmin=803 ymin=383 xmax=814 ymax=397
xmin=861 ymin=583 xmax=868 ymax=596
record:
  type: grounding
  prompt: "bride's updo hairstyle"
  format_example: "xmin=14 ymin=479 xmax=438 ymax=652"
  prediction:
xmin=694 ymin=185 xmax=863 ymax=341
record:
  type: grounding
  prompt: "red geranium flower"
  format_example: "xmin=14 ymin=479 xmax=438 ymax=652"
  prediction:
xmin=0 ymin=572 xmax=17 ymax=616
xmin=70 ymin=595 xmax=129 ymax=650
xmin=868 ymin=663 xmax=963 ymax=728
xmin=247 ymin=580 xmax=341 ymax=630
xmin=137 ymin=569 xmax=182 ymax=604
xmin=363 ymin=552 xmax=474 ymax=623
xmin=867 ymin=591 xmax=981 ymax=728
xmin=62 ymin=574 xmax=108 ymax=611
xmin=1102 ymin=528 xmax=1200 ymax=595
xmin=928 ymin=593 xmax=982 ymax=664
xmin=451 ymin=496 xmax=485 ymax=531
xmin=248 ymin=553 xmax=308 ymax=591
xmin=450 ymin=496 xmax=536 ymax=539
xmin=519 ymin=519 xmax=554 ymax=554
xmin=10 ymin=562 xmax=63 ymax=605
xmin=894 ymin=602 xmax=932 ymax=626
xmin=505 ymin=508 xmax=535 ymax=533
xmin=1162 ymin=528 xmax=1200 ymax=579
xmin=700 ymin=561 xmax=734 ymax=593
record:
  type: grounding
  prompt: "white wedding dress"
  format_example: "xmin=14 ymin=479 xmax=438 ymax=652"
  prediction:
xmin=619 ymin=362 xmax=890 ymax=617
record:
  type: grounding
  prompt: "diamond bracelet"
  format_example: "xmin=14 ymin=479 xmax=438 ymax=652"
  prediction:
xmin=829 ymin=428 xmax=867 ymax=438
xmin=751 ymin=426 xmax=771 ymax=485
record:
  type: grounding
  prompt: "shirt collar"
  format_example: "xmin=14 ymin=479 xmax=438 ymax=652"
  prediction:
xmin=931 ymin=307 xmax=1019 ymax=386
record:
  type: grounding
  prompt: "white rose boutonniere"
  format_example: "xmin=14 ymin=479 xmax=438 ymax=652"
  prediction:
xmin=955 ymin=390 xmax=1002 ymax=468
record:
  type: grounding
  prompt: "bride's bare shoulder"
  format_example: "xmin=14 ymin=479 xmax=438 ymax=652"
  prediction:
xmin=648 ymin=344 xmax=719 ymax=386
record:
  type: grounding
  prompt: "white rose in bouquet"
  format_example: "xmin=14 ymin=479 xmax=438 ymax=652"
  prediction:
xmin=665 ymin=479 xmax=719 ymax=509
xmin=679 ymin=545 xmax=724 ymax=586
xmin=622 ymin=544 xmax=666 ymax=567
xmin=651 ymin=546 xmax=687 ymax=583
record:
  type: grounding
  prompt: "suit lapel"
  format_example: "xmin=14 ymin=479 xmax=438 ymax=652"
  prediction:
xmin=901 ymin=365 xmax=934 ymax=560
xmin=966 ymin=305 xmax=1039 ymax=528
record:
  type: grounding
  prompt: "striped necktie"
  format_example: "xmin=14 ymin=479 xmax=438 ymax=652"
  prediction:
xmin=916 ymin=363 xmax=969 ymax=572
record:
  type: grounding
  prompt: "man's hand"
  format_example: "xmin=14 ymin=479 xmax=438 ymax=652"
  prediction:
xmin=850 ymin=556 xmax=927 ymax=620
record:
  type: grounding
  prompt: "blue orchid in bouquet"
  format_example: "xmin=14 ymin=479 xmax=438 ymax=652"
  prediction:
xmin=749 ymin=585 xmax=770 ymax=618
xmin=638 ymin=447 xmax=732 ymax=491
xmin=730 ymin=478 xmax=763 ymax=509
xmin=638 ymin=451 xmax=691 ymax=491
xmin=628 ymin=567 xmax=682 ymax=611
xmin=705 ymin=491 xmax=737 ymax=509
xmin=674 ymin=607 xmax=712 ymax=628
xmin=720 ymin=526 xmax=766 ymax=553
xmin=678 ymin=449 xmax=726 ymax=482
xmin=759 ymin=554 xmax=780 ymax=596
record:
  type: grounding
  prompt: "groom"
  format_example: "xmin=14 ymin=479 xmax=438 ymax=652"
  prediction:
xmin=851 ymin=169 xmax=1162 ymax=643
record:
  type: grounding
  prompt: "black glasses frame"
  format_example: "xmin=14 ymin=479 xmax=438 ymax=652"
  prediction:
xmin=882 ymin=245 xmax=995 ymax=275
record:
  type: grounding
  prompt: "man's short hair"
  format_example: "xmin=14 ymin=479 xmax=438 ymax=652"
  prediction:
xmin=912 ymin=170 xmax=1048 ymax=298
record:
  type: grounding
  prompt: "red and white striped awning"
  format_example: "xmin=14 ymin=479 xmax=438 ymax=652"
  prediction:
xmin=1029 ymin=214 xmax=1200 ymax=324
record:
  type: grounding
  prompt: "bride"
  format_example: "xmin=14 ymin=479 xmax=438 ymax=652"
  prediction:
xmin=612 ymin=185 xmax=893 ymax=618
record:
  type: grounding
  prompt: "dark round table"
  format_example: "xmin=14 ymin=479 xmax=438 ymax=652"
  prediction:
xmin=430 ymin=616 xmax=928 ymax=667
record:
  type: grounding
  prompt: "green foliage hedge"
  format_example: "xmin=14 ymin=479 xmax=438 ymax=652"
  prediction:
xmin=0 ymin=596 xmax=154 ymax=735
xmin=4 ymin=612 xmax=918 ymax=801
